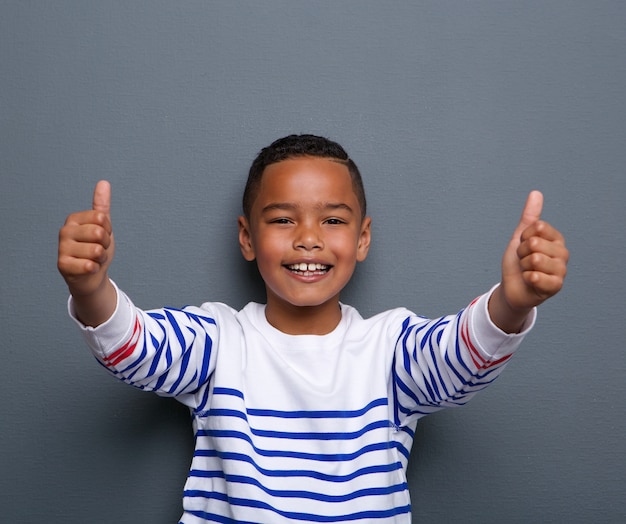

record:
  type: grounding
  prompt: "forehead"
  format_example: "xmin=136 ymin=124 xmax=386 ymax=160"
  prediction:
xmin=254 ymin=157 xmax=357 ymax=208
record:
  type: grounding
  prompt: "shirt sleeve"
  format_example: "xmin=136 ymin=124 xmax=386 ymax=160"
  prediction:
xmin=466 ymin=284 xmax=536 ymax=361
xmin=68 ymin=280 xmax=136 ymax=354
xmin=68 ymin=280 xmax=221 ymax=405
xmin=391 ymin=285 xmax=536 ymax=427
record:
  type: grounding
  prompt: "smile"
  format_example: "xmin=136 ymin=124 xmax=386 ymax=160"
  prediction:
xmin=286 ymin=262 xmax=330 ymax=276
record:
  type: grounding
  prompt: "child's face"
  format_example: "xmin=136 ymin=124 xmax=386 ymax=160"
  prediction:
xmin=238 ymin=156 xmax=371 ymax=316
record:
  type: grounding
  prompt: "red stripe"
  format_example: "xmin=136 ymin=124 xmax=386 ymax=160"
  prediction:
xmin=105 ymin=317 xmax=141 ymax=367
xmin=462 ymin=298 xmax=513 ymax=370
xmin=487 ymin=353 xmax=512 ymax=368
xmin=461 ymin=314 xmax=486 ymax=369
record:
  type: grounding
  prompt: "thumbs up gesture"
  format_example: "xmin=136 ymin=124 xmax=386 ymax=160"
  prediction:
xmin=490 ymin=191 xmax=569 ymax=332
xmin=58 ymin=181 xmax=117 ymax=326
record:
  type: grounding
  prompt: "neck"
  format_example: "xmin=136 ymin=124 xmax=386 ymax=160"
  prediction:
xmin=264 ymin=297 xmax=342 ymax=335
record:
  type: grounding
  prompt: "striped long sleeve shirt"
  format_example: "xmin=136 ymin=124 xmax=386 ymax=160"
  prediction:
xmin=71 ymin=282 xmax=534 ymax=523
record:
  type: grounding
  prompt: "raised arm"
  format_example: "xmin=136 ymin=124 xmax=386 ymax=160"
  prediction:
xmin=489 ymin=190 xmax=569 ymax=333
xmin=392 ymin=192 xmax=568 ymax=425
xmin=59 ymin=181 xmax=224 ymax=401
xmin=58 ymin=180 xmax=117 ymax=327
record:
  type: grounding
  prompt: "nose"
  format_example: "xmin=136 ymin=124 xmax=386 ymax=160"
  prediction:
xmin=294 ymin=221 xmax=323 ymax=251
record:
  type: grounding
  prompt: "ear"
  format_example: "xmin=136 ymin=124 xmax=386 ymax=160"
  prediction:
xmin=356 ymin=216 xmax=372 ymax=262
xmin=238 ymin=216 xmax=256 ymax=261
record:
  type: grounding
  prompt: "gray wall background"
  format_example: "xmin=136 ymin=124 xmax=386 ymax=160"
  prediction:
xmin=2 ymin=1 xmax=625 ymax=522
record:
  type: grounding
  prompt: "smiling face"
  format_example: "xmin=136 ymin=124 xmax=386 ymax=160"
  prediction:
xmin=238 ymin=156 xmax=371 ymax=334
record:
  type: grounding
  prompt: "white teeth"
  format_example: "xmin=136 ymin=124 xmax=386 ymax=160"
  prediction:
xmin=289 ymin=263 xmax=328 ymax=272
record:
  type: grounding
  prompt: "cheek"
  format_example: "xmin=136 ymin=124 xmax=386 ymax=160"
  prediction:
xmin=252 ymin=235 xmax=284 ymax=270
xmin=328 ymin=233 xmax=360 ymax=257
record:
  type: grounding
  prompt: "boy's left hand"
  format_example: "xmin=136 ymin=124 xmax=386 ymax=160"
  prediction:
xmin=500 ymin=190 xmax=569 ymax=314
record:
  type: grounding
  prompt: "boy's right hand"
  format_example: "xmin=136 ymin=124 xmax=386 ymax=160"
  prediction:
xmin=58 ymin=181 xmax=117 ymax=326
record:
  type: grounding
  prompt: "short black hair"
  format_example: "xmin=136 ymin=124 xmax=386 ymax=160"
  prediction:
xmin=243 ymin=134 xmax=367 ymax=219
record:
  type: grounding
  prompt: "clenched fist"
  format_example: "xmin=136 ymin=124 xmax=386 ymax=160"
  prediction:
xmin=58 ymin=181 xmax=117 ymax=326
xmin=490 ymin=190 xmax=569 ymax=333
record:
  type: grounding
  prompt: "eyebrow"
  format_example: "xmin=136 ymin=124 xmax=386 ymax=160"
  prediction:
xmin=261 ymin=202 xmax=355 ymax=214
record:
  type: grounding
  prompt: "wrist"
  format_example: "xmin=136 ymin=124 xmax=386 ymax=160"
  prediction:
xmin=71 ymin=276 xmax=117 ymax=327
xmin=488 ymin=285 xmax=532 ymax=334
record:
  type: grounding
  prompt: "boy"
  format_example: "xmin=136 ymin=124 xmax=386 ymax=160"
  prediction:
xmin=58 ymin=135 xmax=568 ymax=523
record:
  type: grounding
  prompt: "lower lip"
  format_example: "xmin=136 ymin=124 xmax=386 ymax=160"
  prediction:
xmin=285 ymin=267 xmax=330 ymax=282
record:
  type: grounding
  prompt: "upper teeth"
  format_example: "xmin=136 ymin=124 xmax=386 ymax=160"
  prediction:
xmin=290 ymin=263 xmax=327 ymax=271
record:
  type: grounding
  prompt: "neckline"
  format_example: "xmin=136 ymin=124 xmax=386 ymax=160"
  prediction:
xmin=245 ymin=302 xmax=351 ymax=350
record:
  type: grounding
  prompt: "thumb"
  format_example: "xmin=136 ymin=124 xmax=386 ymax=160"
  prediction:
xmin=92 ymin=180 xmax=111 ymax=215
xmin=512 ymin=190 xmax=543 ymax=238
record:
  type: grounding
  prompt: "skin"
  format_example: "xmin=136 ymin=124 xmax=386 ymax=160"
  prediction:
xmin=490 ymin=190 xmax=569 ymax=333
xmin=58 ymin=158 xmax=568 ymax=335
xmin=238 ymin=157 xmax=371 ymax=334
xmin=58 ymin=180 xmax=116 ymax=327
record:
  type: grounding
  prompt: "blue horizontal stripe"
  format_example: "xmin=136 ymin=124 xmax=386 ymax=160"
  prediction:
xmin=212 ymin=387 xmax=244 ymax=399
xmin=186 ymin=492 xmax=411 ymax=522
xmin=185 ymin=476 xmax=407 ymax=503
xmin=250 ymin=419 xmax=392 ymax=441
xmin=195 ymin=431 xmax=410 ymax=461
xmin=211 ymin=388 xmax=388 ymax=420
xmin=205 ymin=408 xmax=248 ymax=421
xmin=190 ymin=456 xmax=403 ymax=483
xmin=247 ymin=397 xmax=388 ymax=419
xmin=196 ymin=412 xmax=396 ymax=448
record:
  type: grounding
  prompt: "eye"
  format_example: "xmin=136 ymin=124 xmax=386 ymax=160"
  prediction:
xmin=324 ymin=218 xmax=346 ymax=225
xmin=269 ymin=217 xmax=292 ymax=225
